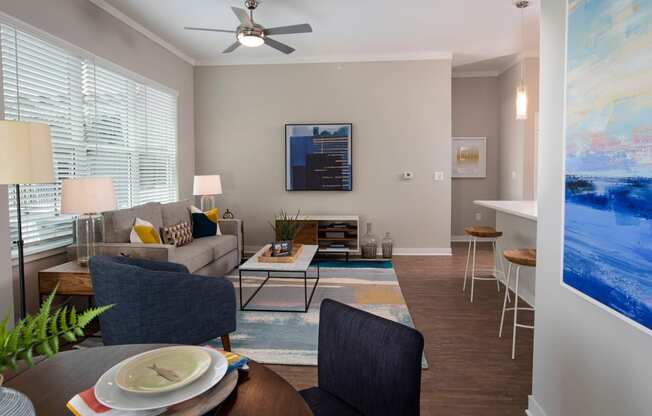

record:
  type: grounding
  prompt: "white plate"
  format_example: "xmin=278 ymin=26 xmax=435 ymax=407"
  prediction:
xmin=115 ymin=346 xmax=212 ymax=394
xmin=95 ymin=347 xmax=228 ymax=411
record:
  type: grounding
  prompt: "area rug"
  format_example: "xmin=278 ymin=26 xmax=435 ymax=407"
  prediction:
xmin=207 ymin=263 xmax=428 ymax=368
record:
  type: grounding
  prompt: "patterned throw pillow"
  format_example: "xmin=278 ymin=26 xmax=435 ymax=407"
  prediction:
xmin=161 ymin=221 xmax=194 ymax=247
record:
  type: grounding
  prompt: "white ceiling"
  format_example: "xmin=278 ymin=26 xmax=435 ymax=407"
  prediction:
xmin=97 ymin=0 xmax=540 ymax=69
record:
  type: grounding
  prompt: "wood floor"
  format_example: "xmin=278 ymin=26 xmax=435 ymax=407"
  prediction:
xmin=268 ymin=242 xmax=534 ymax=416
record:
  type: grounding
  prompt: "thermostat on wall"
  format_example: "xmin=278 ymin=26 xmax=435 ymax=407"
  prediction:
xmin=403 ymin=172 xmax=414 ymax=180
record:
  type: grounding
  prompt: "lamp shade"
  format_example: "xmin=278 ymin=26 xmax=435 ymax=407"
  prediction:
xmin=0 ymin=120 xmax=54 ymax=184
xmin=193 ymin=175 xmax=223 ymax=196
xmin=61 ymin=177 xmax=117 ymax=214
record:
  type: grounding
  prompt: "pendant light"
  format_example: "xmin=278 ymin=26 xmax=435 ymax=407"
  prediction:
xmin=515 ymin=0 xmax=529 ymax=120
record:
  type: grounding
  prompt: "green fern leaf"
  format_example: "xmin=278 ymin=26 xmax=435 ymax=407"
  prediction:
xmin=0 ymin=314 xmax=9 ymax=352
xmin=62 ymin=331 xmax=76 ymax=343
xmin=59 ymin=306 xmax=69 ymax=332
xmin=36 ymin=286 xmax=57 ymax=341
xmin=23 ymin=316 xmax=37 ymax=347
xmin=6 ymin=319 xmax=24 ymax=354
xmin=36 ymin=341 xmax=54 ymax=358
xmin=77 ymin=305 xmax=114 ymax=329
xmin=70 ymin=307 xmax=78 ymax=326
xmin=19 ymin=347 xmax=34 ymax=368
xmin=49 ymin=309 xmax=61 ymax=354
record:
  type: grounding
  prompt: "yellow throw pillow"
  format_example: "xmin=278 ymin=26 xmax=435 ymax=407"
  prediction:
xmin=205 ymin=208 xmax=220 ymax=223
xmin=130 ymin=218 xmax=162 ymax=244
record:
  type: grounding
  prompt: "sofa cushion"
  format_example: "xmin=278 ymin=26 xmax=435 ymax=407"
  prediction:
xmin=193 ymin=235 xmax=237 ymax=259
xmin=162 ymin=200 xmax=192 ymax=228
xmin=102 ymin=202 xmax=163 ymax=243
xmin=169 ymin=243 xmax=214 ymax=272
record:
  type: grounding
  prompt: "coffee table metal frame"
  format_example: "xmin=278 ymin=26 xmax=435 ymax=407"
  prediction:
xmin=238 ymin=245 xmax=320 ymax=313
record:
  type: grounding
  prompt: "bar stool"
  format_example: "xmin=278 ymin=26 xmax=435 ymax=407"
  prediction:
xmin=500 ymin=248 xmax=536 ymax=359
xmin=462 ymin=226 xmax=507 ymax=303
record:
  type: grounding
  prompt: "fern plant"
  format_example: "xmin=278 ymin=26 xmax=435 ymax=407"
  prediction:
xmin=0 ymin=286 xmax=113 ymax=373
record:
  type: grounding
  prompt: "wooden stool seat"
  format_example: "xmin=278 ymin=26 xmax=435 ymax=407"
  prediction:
xmin=464 ymin=226 xmax=503 ymax=238
xmin=503 ymin=249 xmax=536 ymax=267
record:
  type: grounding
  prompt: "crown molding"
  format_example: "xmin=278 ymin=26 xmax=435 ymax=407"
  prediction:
xmin=195 ymin=51 xmax=453 ymax=66
xmin=452 ymin=70 xmax=501 ymax=78
xmin=88 ymin=0 xmax=196 ymax=65
xmin=499 ymin=49 xmax=540 ymax=75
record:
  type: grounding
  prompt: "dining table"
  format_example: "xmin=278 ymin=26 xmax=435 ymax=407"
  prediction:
xmin=2 ymin=344 xmax=313 ymax=416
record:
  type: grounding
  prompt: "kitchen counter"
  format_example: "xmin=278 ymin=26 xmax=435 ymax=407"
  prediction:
xmin=474 ymin=200 xmax=537 ymax=305
xmin=474 ymin=200 xmax=537 ymax=221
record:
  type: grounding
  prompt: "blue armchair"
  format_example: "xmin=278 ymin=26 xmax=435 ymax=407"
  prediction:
xmin=89 ymin=255 xmax=236 ymax=349
xmin=300 ymin=299 xmax=424 ymax=416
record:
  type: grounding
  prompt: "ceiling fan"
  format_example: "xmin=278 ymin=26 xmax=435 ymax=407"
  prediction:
xmin=184 ymin=0 xmax=312 ymax=54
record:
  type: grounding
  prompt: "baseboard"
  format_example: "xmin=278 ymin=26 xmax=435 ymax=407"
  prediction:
xmin=525 ymin=395 xmax=547 ymax=416
xmin=244 ymin=246 xmax=452 ymax=257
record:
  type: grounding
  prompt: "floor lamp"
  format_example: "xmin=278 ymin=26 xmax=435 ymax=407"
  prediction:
xmin=0 ymin=121 xmax=54 ymax=319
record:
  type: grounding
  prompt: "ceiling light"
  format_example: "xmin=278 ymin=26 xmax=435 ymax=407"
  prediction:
xmin=515 ymin=0 xmax=529 ymax=120
xmin=238 ymin=33 xmax=264 ymax=47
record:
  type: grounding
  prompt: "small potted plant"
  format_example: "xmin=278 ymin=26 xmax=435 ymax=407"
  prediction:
xmin=0 ymin=287 xmax=112 ymax=415
xmin=268 ymin=210 xmax=303 ymax=256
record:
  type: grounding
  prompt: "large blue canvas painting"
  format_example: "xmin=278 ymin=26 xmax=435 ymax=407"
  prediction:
xmin=564 ymin=0 xmax=652 ymax=332
xmin=286 ymin=124 xmax=352 ymax=191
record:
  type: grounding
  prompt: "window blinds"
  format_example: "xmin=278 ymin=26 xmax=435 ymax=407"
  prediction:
xmin=1 ymin=25 xmax=178 ymax=256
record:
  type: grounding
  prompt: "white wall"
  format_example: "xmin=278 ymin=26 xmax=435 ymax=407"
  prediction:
xmin=499 ymin=58 xmax=539 ymax=201
xmin=451 ymin=77 xmax=500 ymax=237
xmin=194 ymin=60 xmax=452 ymax=252
xmin=531 ymin=1 xmax=652 ymax=415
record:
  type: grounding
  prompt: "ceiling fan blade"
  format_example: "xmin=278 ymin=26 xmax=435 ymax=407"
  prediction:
xmin=264 ymin=24 xmax=313 ymax=36
xmin=231 ymin=7 xmax=253 ymax=26
xmin=264 ymin=37 xmax=295 ymax=54
xmin=184 ymin=26 xmax=236 ymax=33
xmin=223 ymin=41 xmax=241 ymax=53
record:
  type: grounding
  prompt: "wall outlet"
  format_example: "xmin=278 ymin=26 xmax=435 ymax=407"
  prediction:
xmin=434 ymin=171 xmax=444 ymax=181
xmin=403 ymin=171 xmax=414 ymax=180
xmin=475 ymin=212 xmax=482 ymax=221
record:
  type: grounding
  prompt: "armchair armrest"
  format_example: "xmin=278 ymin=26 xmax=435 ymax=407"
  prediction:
xmin=103 ymin=255 xmax=189 ymax=273
xmin=218 ymin=219 xmax=243 ymax=261
xmin=93 ymin=243 xmax=176 ymax=262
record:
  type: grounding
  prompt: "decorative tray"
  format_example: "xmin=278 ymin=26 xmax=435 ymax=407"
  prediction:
xmin=257 ymin=244 xmax=304 ymax=263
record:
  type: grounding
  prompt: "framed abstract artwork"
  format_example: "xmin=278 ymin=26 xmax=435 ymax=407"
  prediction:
xmin=452 ymin=137 xmax=486 ymax=178
xmin=285 ymin=123 xmax=352 ymax=191
xmin=563 ymin=0 xmax=652 ymax=333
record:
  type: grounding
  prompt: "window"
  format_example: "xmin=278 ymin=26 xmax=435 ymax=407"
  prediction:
xmin=1 ymin=25 xmax=178 ymax=256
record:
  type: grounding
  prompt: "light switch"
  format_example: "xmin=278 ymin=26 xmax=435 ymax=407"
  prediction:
xmin=403 ymin=171 xmax=414 ymax=180
xmin=475 ymin=212 xmax=482 ymax=221
xmin=434 ymin=172 xmax=444 ymax=181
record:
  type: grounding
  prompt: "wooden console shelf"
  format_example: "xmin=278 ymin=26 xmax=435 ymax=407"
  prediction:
xmin=276 ymin=215 xmax=360 ymax=256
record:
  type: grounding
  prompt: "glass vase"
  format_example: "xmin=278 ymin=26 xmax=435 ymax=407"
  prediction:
xmin=382 ymin=232 xmax=394 ymax=259
xmin=360 ymin=222 xmax=378 ymax=259
xmin=75 ymin=214 xmax=102 ymax=266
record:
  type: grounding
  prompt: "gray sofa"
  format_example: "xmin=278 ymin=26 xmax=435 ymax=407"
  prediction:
xmin=94 ymin=200 xmax=242 ymax=277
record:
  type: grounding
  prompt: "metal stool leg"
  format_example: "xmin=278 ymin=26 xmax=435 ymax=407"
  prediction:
xmin=499 ymin=262 xmax=513 ymax=338
xmin=463 ymin=239 xmax=472 ymax=292
xmin=492 ymin=240 xmax=500 ymax=293
xmin=512 ymin=265 xmax=521 ymax=360
xmin=470 ymin=238 xmax=477 ymax=302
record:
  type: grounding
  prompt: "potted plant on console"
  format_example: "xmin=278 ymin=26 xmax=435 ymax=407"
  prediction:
xmin=269 ymin=210 xmax=303 ymax=257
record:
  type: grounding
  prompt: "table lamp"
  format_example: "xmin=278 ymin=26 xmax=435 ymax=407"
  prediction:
xmin=61 ymin=177 xmax=116 ymax=266
xmin=193 ymin=175 xmax=223 ymax=211
xmin=0 ymin=120 xmax=54 ymax=319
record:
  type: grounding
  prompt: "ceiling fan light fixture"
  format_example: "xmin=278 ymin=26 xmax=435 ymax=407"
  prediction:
xmin=237 ymin=32 xmax=264 ymax=47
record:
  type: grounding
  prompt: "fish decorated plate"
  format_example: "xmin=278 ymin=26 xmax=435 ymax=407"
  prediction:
xmin=115 ymin=346 xmax=212 ymax=394
xmin=95 ymin=346 xmax=228 ymax=411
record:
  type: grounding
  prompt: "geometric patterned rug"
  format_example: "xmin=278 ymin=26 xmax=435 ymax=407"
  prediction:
xmin=207 ymin=264 xmax=428 ymax=368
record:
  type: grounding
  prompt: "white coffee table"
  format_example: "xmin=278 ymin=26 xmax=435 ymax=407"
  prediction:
xmin=238 ymin=244 xmax=320 ymax=313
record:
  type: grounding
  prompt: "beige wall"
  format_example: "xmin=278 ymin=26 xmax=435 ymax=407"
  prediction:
xmin=498 ymin=58 xmax=539 ymax=200
xmin=0 ymin=0 xmax=195 ymax=314
xmin=451 ymin=77 xmax=500 ymax=237
xmin=531 ymin=1 xmax=652 ymax=415
xmin=194 ymin=60 xmax=452 ymax=252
